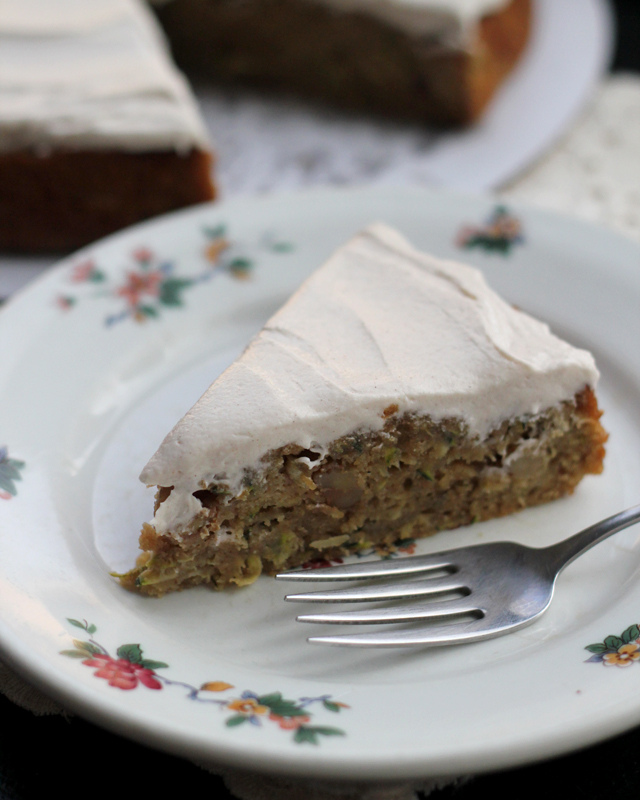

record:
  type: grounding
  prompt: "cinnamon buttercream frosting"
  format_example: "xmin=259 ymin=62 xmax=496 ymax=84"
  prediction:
xmin=141 ymin=223 xmax=598 ymax=535
xmin=312 ymin=0 xmax=511 ymax=40
xmin=0 ymin=0 xmax=209 ymax=154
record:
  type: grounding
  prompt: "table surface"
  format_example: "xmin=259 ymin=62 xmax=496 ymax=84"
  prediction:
xmin=2 ymin=2 xmax=640 ymax=799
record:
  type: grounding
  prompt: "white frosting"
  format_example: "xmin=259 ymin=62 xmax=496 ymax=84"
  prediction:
xmin=0 ymin=0 xmax=210 ymax=154
xmin=311 ymin=0 xmax=511 ymax=40
xmin=149 ymin=0 xmax=512 ymax=41
xmin=141 ymin=223 xmax=599 ymax=535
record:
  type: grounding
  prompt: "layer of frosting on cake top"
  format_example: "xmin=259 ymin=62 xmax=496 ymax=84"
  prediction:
xmin=312 ymin=0 xmax=511 ymax=40
xmin=150 ymin=0 xmax=511 ymax=42
xmin=141 ymin=223 xmax=598 ymax=535
xmin=0 ymin=0 xmax=209 ymax=153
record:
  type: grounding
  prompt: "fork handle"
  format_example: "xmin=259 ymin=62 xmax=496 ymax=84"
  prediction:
xmin=544 ymin=503 xmax=640 ymax=574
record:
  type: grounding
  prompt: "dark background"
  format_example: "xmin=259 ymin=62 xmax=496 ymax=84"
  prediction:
xmin=1 ymin=2 xmax=640 ymax=798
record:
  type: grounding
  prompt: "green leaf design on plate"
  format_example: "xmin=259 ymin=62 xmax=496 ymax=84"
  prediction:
xmin=229 ymin=257 xmax=252 ymax=270
xmin=141 ymin=659 xmax=169 ymax=670
xmin=204 ymin=224 xmax=227 ymax=239
xmin=60 ymin=650 xmax=92 ymax=659
xmin=0 ymin=462 xmax=22 ymax=480
xmin=117 ymin=643 xmax=144 ymax=664
xmin=0 ymin=475 xmax=18 ymax=495
xmin=61 ymin=638 xmax=102 ymax=659
xmin=72 ymin=639 xmax=101 ymax=656
xmin=585 ymin=643 xmax=609 ymax=654
xmin=226 ymin=715 xmax=248 ymax=727
xmin=270 ymin=241 xmax=294 ymax=253
xmin=294 ymin=726 xmax=345 ymax=745
xmin=159 ymin=277 xmax=193 ymax=306
xmin=67 ymin=618 xmax=96 ymax=634
xmin=604 ymin=635 xmax=624 ymax=651
xmin=258 ymin=693 xmax=308 ymax=717
xmin=0 ymin=454 xmax=25 ymax=496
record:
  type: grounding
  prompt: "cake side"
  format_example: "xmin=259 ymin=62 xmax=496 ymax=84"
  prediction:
xmin=154 ymin=0 xmax=531 ymax=126
xmin=121 ymin=388 xmax=607 ymax=596
xmin=0 ymin=149 xmax=214 ymax=252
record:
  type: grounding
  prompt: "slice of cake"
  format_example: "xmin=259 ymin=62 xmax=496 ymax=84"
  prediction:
xmin=153 ymin=0 xmax=532 ymax=126
xmin=0 ymin=0 xmax=215 ymax=252
xmin=121 ymin=223 xmax=607 ymax=596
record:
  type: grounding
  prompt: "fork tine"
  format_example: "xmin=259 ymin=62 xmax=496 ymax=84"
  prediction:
xmin=284 ymin=574 xmax=467 ymax=603
xmin=296 ymin=596 xmax=480 ymax=625
xmin=276 ymin=550 xmax=459 ymax=582
xmin=305 ymin=615 xmax=502 ymax=647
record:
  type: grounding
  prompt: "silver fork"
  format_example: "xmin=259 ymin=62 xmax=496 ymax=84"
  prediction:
xmin=276 ymin=504 xmax=640 ymax=647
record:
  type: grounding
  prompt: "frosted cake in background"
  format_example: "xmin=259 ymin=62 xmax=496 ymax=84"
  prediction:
xmin=153 ymin=0 xmax=532 ymax=126
xmin=0 ymin=0 xmax=215 ymax=252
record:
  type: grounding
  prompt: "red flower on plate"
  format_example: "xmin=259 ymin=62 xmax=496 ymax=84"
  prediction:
xmin=132 ymin=247 xmax=154 ymax=263
xmin=269 ymin=712 xmax=311 ymax=730
xmin=71 ymin=260 xmax=97 ymax=282
xmin=116 ymin=270 xmax=164 ymax=308
xmin=82 ymin=654 xmax=162 ymax=690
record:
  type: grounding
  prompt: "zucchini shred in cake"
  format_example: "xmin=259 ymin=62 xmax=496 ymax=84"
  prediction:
xmin=120 ymin=224 xmax=607 ymax=597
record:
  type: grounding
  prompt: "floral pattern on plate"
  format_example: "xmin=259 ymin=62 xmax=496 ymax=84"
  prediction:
xmin=0 ymin=446 xmax=25 ymax=500
xmin=56 ymin=224 xmax=293 ymax=326
xmin=456 ymin=205 xmax=524 ymax=254
xmin=585 ymin=624 xmax=640 ymax=667
xmin=61 ymin=619 xmax=347 ymax=744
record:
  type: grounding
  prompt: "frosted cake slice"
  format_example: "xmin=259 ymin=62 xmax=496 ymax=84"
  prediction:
xmin=121 ymin=223 xmax=607 ymax=596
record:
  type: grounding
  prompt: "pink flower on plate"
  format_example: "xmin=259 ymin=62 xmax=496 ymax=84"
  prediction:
xmin=82 ymin=654 xmax=162 ymax=690
xmin=116 ymin=270 xmax=164 ymax=308
xmin=71 ymin=260 xmax=97 ymax=282
xmin=269 ymin=713 xmax=311 ymax=730
xmin=132 ymin=247 xmax=154 ymax=263
xmin=55 ymin=295 xmax=75 ymax=311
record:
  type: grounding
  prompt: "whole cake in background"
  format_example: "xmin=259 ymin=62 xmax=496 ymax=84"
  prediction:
xmin=120 ymin=223 xmax=607 ymax=597
xmin=153 ymin=0 xmax=532 ymax=126
xmin=0 ymin=0 xmax=215 ymax=252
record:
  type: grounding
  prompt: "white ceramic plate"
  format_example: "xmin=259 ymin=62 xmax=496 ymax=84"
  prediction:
xmin=1 ymin=187 xmax=640 ymax=782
